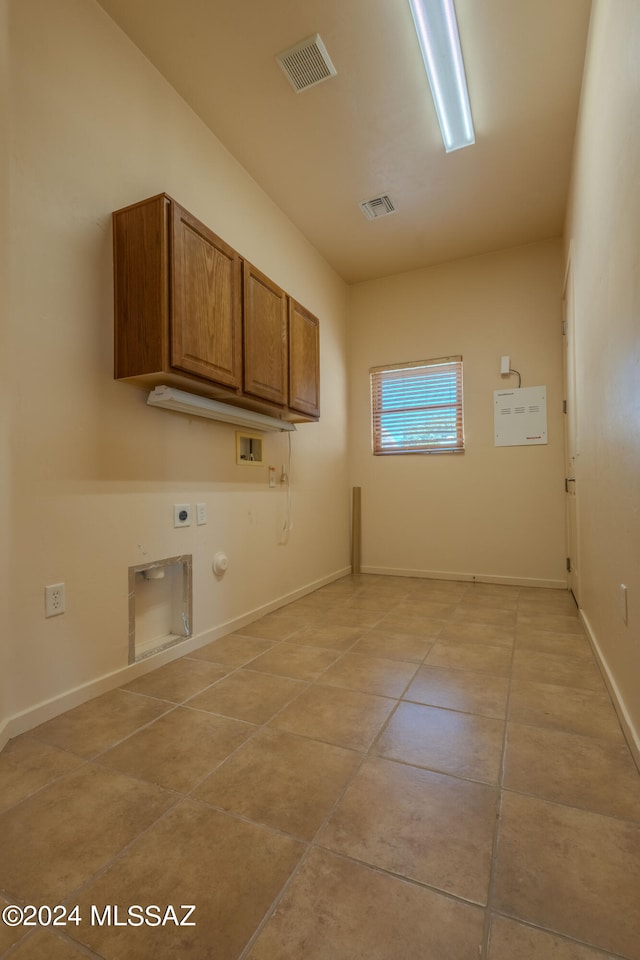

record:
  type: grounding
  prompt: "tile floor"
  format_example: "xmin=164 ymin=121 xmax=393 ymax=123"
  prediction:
xmin=2 ymin=575 xmax=640 ymax=959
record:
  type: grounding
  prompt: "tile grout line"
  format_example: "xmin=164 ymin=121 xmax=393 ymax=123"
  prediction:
xmin=479 ymin=597 xmax=519 ymax=960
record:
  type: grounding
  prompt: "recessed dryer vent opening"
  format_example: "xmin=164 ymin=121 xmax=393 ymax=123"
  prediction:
xmin=128 ymin=555 xmax=192 ymax=664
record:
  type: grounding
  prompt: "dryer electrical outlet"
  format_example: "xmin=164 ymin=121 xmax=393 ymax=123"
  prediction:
xmin=174 ymin=504 xmax=192 ymax=527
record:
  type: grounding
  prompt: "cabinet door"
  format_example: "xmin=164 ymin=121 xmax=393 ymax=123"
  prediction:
xmin=170 ymin=202 xmax=242 ymax=390
xmin=243 ymin=262 xmax=287 ymax=405
xmin=288 ymin=299 xmax=320 ymax=417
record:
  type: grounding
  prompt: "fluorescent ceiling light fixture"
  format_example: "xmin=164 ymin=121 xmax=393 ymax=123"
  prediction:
xmin=407 ymin=0 xmax=475 ymax=152
xmin=147 ymin=386 xmax=296 ymax=432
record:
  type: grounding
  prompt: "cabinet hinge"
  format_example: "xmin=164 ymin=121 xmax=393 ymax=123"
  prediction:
xmin=563 ymin=399 xmax=567 ymax=414
xmin=561 ymin=320 xmax=567 ymax=336
xmin=566 ymin=557 xmax=572 ymax=573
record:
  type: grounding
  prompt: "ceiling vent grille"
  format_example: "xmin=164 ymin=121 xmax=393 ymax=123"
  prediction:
xmin=359 ymin=195 xmax=397 ymax=220
xmin=276 ymin=34 xmax=337 ymax=92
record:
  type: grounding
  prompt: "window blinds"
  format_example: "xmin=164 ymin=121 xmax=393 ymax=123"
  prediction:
xmin=370 ymin=356 xmax=464 ymax=455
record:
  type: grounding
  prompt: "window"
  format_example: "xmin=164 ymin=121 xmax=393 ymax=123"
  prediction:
xmin=370 ymin=356 xmax=464 ymax=455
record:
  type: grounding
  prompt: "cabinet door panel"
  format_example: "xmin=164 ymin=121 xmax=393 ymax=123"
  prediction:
xmin=243 ymin=263 xmax=287 ymax=405
xmin=289 ymin=300 xmax=320 ymax=417
xmin=171 ymin=203 xmax=241 ymax=389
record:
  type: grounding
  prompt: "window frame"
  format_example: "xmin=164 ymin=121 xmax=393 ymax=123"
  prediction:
xmin=370 ymin=355 xmax=464 ymax=456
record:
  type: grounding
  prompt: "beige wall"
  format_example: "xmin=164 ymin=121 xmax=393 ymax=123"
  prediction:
xmin=565 ymin=0 xmax=640 ymax=754
xmin=1 ymin=0 xmax=9 ymax=736
xmin=4 ymin=0 xmax=350 ymax=733
xmin=348 ymin=240 xmax=567 ymax=586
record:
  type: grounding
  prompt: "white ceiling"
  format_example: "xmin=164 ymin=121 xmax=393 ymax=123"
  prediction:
xmin=96 ymin=0 xmax=592 ymax=284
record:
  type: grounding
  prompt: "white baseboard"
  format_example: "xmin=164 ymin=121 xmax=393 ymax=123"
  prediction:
xmin=360 ymin=565 xmax=567 ymax=590
xmin=3 ymin=566 xmax=351 ymax=744
xmin=0 ymin=717 xmax=9 ymax=753
xmin=580 ymin=609 xmax=640 ymax=772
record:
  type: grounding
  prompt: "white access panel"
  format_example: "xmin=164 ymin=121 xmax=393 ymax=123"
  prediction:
xmin=494 ymin=386 xmax=547 ymax=447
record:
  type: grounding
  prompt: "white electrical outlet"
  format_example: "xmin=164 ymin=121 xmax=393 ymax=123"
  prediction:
xmin=174 ymin=504 xmax=191 ymax=527
xmin=45 ymin=583 xmax=66 ymax=618
xmin=196 ymin=503 xmax=207 ymax=525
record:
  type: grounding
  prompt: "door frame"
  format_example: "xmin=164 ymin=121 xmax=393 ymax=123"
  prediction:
xmin=562 ymin=250 xmax=580 ymax=605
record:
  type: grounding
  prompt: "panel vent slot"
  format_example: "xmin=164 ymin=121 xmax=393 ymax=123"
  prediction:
xmin=276 ymin=34 xmax=337 ymax=92
xmin=359 ymin=195 xmax=397 ymax=220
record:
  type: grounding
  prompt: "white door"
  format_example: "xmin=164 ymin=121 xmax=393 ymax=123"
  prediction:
xmin=563 ymin=256 xmax=580 ymax=605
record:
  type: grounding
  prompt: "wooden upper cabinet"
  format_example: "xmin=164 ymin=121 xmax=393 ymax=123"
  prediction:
xmin=289 ymin=299 xmax=320 ymax=417
xmin=113 ymin=193 xmax=241 ymax=393
xmin=113 ymin=193 xmax=320 ymax=421
xmin=243 ymin=261 xmax=288 ymax=406
xmin=170 ymin=202 xmax=241 ymax=389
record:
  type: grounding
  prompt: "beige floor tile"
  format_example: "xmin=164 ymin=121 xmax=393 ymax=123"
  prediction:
xmin=189 ymin=634 xmax=275 ymax=665
xmin=407 ymin=578 xmax=469 ymax=599
xmin=194 ymin=727 xmax=359 ymax=839
xmin=27 ymin=690 xmax=171 ymax=759
xmin=319 ymin=757 xmax=497 ymax=904
xmin=0 ymin=736 xmax=83 ymax=813
xmin=247 ymin=641 xmax=340 ymax=680
xmin=504 ymin=722 xmax=640 ymax=820
xmin=351 ymin=629 xmax=435 ymax=662
xmin=394 ymin=598 xmax=459 ymax=619
xmin=375 ymin=613 xmax=447 ymax=638
xmin=284 ymin=623 xmax=366 ymax=651
xmin=339 ymin=594 xmax=404 ymax=613
xmin=97 ymin=706 xmax=254 ymax=793
xmin=374 ymin=701 xmax=504 ymax=784
xmin=516 ymin=626 xmax=593 ymax=658
xmin=122 ymin=656 xmax=230 ymax=702
xmin=187 ymin=669 xmax=305 ymax=724
xmin=425 ymin=640 xmax=512 ymax=677
xmin=488 ymin=915 xmax=618 ymax=959
xmin=440 ymin=620 xmax=515 ymax=647
xmin=452 ymin=604 xmax=517 ymax=627
xmin=404 ymin=664 xmax=509 ymax=719
xmin=270 ymin=684 xmax=395 ymax=751
xmin=357 ymin=576 xmax=414 ymax=595
xmin=494 ymin=792 xmax=640 ymax=959
xmin=0 ymin=764 xmax=175 ymax=903
xmin=233 ymin=614 xmax=303 ymax=641
xmin=459 ymin=591 xmax=519 ymax=611
xmin=309 ymin=579 xmax=363 ymax=599
xmin=518 ymin=590 xmax=580 ymax=616
xmin=519 ymin=585 xmax=574 ymax=600
xmin=245 ymin=846 xmax=485 ymax=960
xmin=318 ymin=652 xmax=418 ymax=698
xmin=469 ymin=580 xmax=523 ymax=597
xmin=71 ymin=800 xmax=303 ymax=960
xmin=0 ymin=895 xmax=28 ymax=954
xmin=319 ymin=608 xmax=385 ymax=629
xmin=517 ymin=612 xmax=584 ymax=635
xmin=512 ymin=648 xmax=606 ymax=691
xmin=6 ymin=573 xmax=637 ymax=960
xmin=508 ymin=679 xmax=623 ymax=740
xmin=406 ymin=580 xmax=467 ymax=608
xmin=6 ymin=929 xmax=94 ymax=959
xmin=283 ymin=596 xmax=342 ymax=615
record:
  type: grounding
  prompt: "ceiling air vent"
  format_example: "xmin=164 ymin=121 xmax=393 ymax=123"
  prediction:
xmin=359 ymin=195 xmax=397 ymax=221
xmin=276 ymin=34 xmax=337 ymax=92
